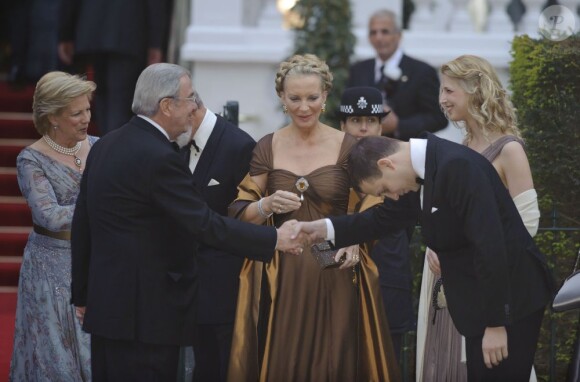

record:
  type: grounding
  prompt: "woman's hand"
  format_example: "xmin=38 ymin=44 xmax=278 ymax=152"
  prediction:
xmin=336 ymin=244 xmax=360 ymax=270
xmin=266 ymin=190 xmax=301 ymax=215
xmin=426 ymin=247 xmax=441 ymax=275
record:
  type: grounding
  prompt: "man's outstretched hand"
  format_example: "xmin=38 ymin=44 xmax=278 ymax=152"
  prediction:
xmin=276 ymin=219 xmax=310 ymax=255
xmin=291 ymin=219 xmax=328 ymax=244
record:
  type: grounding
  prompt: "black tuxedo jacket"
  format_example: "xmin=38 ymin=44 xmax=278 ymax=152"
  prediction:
xmin=331 ymin=134 xmax=553 ymax=336
xmin=185 ymin=115 xmax=256 ymax=325
xmin=347 ymin=55 xmax=448 ymax=141
xmin=71 ymin=116 xmax=276 ymax=345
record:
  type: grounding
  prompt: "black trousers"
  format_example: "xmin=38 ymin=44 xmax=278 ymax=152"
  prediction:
xmin=91 ymin=334 xmax=180 ymax=382
xmin=390 ymin=333 xmax=402 ymax=364
xmin=193 ymin=323 xmax=234 ymax=382
xmin=92 ymin=53 xmax=144 ymax=135
xmin=465 ymin=308 xmax=545 ymax=382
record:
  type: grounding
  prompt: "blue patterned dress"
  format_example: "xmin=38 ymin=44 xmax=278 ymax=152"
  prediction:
xmin=9 ymin=136 xmax=98 ymax=382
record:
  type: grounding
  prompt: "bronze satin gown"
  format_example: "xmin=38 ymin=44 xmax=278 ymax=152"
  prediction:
xmin=227 ymin=133 xmax=400 ymax=382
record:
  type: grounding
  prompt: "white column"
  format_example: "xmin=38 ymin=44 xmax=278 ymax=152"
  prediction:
xmin=410 ymin=0 xmax=437 ymax=31
xmin=259 ymin=0 xmax=284 ymax=28
xmin=431 ymin=0 xmax=455 ymax=31
xmin=447 ymin=0 xmax=476 ymax=32
xmin=192 ymin=0 xmax=243 ymax=26
xmin=521 ymin=0 xmax=544 ymax=35
xmin=467 ymin=0 xmax=489 ymax=32
xmin=487 ymin=0 xmax=516 ymax=32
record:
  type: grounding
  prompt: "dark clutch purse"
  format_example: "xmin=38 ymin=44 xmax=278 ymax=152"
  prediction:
xmin=552 ymin=249 xmax=580 ymax=312
xmin=311 ymin=241 xmax=344 ymax=269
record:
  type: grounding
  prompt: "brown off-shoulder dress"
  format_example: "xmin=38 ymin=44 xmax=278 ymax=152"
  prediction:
xmin=227 ymin=133 xmax=400 ymax=382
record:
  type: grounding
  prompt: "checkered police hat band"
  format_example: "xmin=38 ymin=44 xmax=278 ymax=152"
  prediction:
xmin=340 ymin=104 xmax=383 ymax=114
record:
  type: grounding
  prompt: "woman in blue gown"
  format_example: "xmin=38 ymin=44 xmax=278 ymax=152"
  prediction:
xmin=10 ymin=71 xmax=97 ymax=381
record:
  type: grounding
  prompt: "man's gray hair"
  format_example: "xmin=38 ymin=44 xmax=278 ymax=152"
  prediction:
xmin=369 ymin=9 xmax=401 ymax=33
xmin=132 ymin=63 xmax=191 ymax=117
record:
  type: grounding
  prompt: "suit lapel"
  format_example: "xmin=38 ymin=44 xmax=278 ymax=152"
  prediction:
xmin=192 ymin=116 xmax=224 ymax=188
xmin=396 ymin=55 xmax=411 ymax=93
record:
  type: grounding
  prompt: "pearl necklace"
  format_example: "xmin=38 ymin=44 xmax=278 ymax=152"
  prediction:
xmin=43 ymin=135 xmax=82 ymax=168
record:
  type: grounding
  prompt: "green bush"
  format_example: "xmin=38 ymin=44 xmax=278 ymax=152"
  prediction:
xmin=510 ymin=34 xmax=580 ymax=381
xmin=291 ymin=0 xmax=355 ymax=128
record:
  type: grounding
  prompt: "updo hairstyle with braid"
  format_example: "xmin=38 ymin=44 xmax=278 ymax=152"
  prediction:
xmin=275 ymin=54 xmax=333 ymax=97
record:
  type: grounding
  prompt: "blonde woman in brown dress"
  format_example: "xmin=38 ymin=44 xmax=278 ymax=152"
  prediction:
xmin=227 ymin=54 xmax=400 ymax=382
xmin=416 ymin=55 xmax=540 ymax=381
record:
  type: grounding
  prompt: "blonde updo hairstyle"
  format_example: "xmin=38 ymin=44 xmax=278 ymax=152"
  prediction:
xmin=275 ymin=54 xmax=333 ymax=97
xmin=440 ymin=55 xmax=520 ymax=144
xmin=32 ymin=71 xmax=96 ymax=135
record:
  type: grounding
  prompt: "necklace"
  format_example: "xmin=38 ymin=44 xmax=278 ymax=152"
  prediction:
xmin=43 ymin=135 xmax=82 ymax=168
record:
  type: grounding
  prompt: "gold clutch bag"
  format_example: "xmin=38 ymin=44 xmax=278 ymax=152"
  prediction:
xmin=311 ymin=241 xmax=344 ymax=269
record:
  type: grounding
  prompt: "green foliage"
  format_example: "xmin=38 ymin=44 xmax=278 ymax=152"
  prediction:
xmin=510 ymin=34 xmax=580 ymax=381
xmin=291 ymin=0 xmax=355 ymax=128
xmin=510 ymin=34 xmax=580 ymax=226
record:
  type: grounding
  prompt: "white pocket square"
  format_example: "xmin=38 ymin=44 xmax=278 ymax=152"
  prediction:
xmin=208 ymin=179 xmax=220 ymax=186
xmin=431 ymin=207 xmax=438 ymax=213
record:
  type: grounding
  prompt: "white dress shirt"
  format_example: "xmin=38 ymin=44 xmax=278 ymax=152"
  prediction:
xmin=188 ymin=109 xmax=217 ymax=173
xmin=374 ymin=47 xmax=404 ymax=83
xmin=410 ymin=138 xmax=427 ymax=209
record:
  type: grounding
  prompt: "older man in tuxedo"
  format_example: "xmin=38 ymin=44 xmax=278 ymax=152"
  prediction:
xmin=347 ymin=9 xmax=447 ymax=140
xmin=294 ymin=134 xmax=554 ymax=381
xmin=71 ymin=63 xmax=303 ymax=381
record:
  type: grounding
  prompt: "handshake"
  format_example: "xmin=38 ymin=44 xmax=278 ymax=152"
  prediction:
xmin=274 ymin=219 xmax=328 ymax=255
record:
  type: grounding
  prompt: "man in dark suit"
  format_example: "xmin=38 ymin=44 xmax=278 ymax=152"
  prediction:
xmin=71 ymin=63 xmax=303 ymax=381
xmin=58 ymin=0 xmax=167 ymax=135
xmin=347 ymin=9 xmax=447 ymax=141
xmin=295 ymin=134 xmax=554 ymax=381
xmin=181 ymin=95 xmax=255 ymax=382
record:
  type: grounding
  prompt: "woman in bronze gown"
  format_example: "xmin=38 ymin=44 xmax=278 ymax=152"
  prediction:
xmin=227 ymin=54 xmax=400 ymax=382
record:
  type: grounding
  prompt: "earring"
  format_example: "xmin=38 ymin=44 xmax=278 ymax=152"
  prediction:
xmin=321 ymin=103 xmax=326 ymax=113
xmin=53 ymin=125 xmax=58 ymax=130
xmin=282 ymin=105 xmax=288 ymax=114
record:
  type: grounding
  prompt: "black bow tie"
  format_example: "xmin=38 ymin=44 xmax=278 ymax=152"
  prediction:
xmin=416 ymin=177 xmax=424 ymax=185
xmin=189 ymin=139 xmax=200 ymax=153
